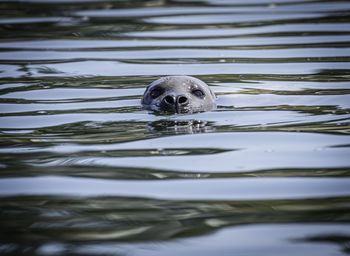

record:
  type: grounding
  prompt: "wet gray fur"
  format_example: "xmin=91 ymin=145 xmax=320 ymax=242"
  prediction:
xmin=142 ymin=76 xmax=216 ymax=114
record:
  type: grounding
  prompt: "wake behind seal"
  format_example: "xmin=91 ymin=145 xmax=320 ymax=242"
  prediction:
xmin=141 ymin=76 xmax=216 ymax=114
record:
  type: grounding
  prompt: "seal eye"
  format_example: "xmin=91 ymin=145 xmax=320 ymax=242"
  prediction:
xmin=192 ymin=89 xmax=204 ymax=98
xmin=150 ymin=88 xmax=164 ymax=98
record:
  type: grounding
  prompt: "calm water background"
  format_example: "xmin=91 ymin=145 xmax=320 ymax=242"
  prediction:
xmin=1 ymin=0 xmax=350 ymax=255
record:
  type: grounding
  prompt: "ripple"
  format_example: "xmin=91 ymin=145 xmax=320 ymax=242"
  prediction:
xmin=13 ymin=132 xmax=350 ymax=173
xmin=71 ymin=224 xmax=350 ymax=255
xmin=122 ymin=23 xmax=350 ymax=38
xmin=1 ymin=35 xmax=349 ymax=50
xmin=1 ymin=176 xmax=350 ymax=200
xmin=19 ymin=61 xmax=350 ymax=78
xmin=1 ymin=48 xmax=349 ymax=61
xmin=0 ymin=17 xmax=73 ymax=24
xmin=0 ymin=88 xmax=141 ymax=100
xmin=145 ymin=13 xmax=326 ymax=25
xmin=75 ymin=3 xmax=350 ymax=18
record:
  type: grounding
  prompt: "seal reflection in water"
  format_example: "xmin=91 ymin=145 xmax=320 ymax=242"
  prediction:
xmin=142 ymin=76 xmax=216 ymax=114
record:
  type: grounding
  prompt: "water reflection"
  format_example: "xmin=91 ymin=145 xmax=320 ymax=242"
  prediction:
xmin=1 ymin=195 xmax=350 ymax=255
xmin=147 ymin=119 xmax=215 ymax=135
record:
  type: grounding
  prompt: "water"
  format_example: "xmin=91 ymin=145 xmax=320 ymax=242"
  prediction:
xmin=0 ymin=0 xmax=350 ymax=255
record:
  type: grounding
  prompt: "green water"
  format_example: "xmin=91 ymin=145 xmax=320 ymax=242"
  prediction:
xmin=0 ymin=0 xmax=350 ymax=255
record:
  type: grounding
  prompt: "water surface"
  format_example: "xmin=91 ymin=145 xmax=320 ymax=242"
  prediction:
xmin=0 ymin=0 xmax=350 ymax=255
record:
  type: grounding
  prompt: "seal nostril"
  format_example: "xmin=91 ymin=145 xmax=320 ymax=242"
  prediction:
xmin=178 ymin=96 xmax=188 ymax=105
xmin=164 ymin=95 xmax=175 ymax=105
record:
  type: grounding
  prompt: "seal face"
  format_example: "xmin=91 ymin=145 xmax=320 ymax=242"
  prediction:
xmin=142 ymin=76 xmax=216 ymax=114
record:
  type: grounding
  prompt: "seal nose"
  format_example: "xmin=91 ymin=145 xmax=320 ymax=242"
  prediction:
xmin=164 ymin=95 xmax=175 ymax=105
xmin=177 ymin=95 xmax=189 ymax=106
xmin=163 ymin=95 xmax=189 ymax=107
xmin=162 ymin=94 xmax=189 ymax=112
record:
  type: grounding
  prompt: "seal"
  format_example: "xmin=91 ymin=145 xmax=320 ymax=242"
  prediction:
xmin=141 ymin=76 xmax=216 ymax=114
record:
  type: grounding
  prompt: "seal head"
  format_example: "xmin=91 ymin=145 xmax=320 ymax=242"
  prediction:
xmin=142 ymin=76 xmax=216 ymax=114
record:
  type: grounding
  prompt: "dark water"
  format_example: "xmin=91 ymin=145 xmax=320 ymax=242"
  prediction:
xmin=1 ymin=0 xmax=350 ymax=255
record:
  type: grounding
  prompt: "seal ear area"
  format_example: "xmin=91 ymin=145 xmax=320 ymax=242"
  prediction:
xmin=186 ymin=76 xmax=216 ymax=98
xmin=209 ymin=87 xmax=216 ymax=99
